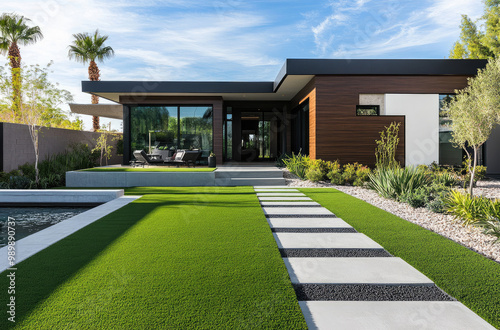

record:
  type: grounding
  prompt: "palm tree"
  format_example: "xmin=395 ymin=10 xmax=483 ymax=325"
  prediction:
xmin=0 ymin=13 xmax=43 ymax=121
xmin=68 ymin=29 xmax=114 ymax=131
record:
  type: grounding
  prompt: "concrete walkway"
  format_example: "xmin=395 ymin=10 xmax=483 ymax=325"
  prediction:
xmin=253 ymin=186 xmax=494 ymax=330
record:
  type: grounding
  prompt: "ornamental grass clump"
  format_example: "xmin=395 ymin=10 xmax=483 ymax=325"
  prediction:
xmin=282 ymin=152 xmax=309 ymax=179
xmin=368 ymin=166 xmax=430 ymax=200
xmin=446 ymin=190 xmax=491 ymax=226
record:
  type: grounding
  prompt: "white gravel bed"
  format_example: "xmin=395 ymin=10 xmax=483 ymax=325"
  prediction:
xmin=282 ymin=169 xmax=500 ymax=263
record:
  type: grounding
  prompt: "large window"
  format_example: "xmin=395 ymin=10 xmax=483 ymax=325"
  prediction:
xmin=356 ymin=105 xmax=379 ymax=116
xmin=130 ymin=105 xmax=212 ymax=161
xmin=439 ymin=94 xmax=462 ymax=166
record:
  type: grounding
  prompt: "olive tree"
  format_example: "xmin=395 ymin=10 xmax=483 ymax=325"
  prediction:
xmin=446 ymin=57 xmax=500 ymax=195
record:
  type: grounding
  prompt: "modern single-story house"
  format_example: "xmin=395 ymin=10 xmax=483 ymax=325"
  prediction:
xmin=72 ymin=58 xmax=500 ymax=176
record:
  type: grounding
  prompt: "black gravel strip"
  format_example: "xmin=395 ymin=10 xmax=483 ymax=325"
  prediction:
xmin=261 ymin=205 xmax=321 ymax=207
xmin=272 ymin=228 xmax=357 ymax=233
xmin=280 ymin=248 xmax=392 ymax=258
xmin=293 ymin=284 xmax=454 ymax=301
xmin=266 ymin=214 xmax=337 ymax=218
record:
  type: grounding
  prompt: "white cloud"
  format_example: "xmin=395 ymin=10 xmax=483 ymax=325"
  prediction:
xmin=1 ymin=0 xmax=290 ymax=129
xmin=306 ymin=0 xmax=484 ymax=59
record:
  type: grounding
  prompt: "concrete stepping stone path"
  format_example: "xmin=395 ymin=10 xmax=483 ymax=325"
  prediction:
xmin=253 ymin=187 xmax=495 ymax=330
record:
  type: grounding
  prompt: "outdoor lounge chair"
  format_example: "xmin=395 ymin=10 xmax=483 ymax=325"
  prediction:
xmin=182 ymin=150 xmax=202 ymax=167
xmin=131 ymin=150 xmax=165 ymax=167
xmin=163 ymin=150 xmax=186 ymax=166
xmin=163 ymin=150 xmax=201 ymax=167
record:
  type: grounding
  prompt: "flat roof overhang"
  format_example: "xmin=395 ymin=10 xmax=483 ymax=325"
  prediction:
xmin=80 ymin=59 xmax=488 ymax=104
xmin=69 ymin=103 xmax=123 ymax=119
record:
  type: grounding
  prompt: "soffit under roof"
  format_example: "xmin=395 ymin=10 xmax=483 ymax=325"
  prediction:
xmin=85 ymin=75 xmax=314 ymax=103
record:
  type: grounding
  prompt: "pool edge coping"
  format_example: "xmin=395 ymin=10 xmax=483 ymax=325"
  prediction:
xmin=0 ymin=195 xmax=141 ymax=273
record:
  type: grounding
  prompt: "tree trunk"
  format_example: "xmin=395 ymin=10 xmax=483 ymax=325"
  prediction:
xmin=88 ymin=60 xmax=101 ymax=131
xmin=28 ymin=125 xmax=40 ymax=185
xmin=8 ymin=42 xmax=22 ymax=122
xmin=468 ymin=146 xmax=478 ymax=196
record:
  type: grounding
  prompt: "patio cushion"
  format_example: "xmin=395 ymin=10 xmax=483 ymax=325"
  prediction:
xmin=175 ymin=150 xmax=185 ymax=160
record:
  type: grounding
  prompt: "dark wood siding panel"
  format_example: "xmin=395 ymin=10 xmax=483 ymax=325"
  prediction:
xmin=313 ymin=75 xmax=471 ymax=166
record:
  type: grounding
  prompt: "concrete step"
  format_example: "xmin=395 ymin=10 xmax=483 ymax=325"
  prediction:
xmin=260 ymin=201 xmax=320 ymax=207
xmin=258 ymin=197 xmax=312 ymax=201
xmin=299 ymin=301 xmax=495 ymax=330
xmin=257 ymin=192 xmax=306 ymax=197
xmin=268 ymin=218 xmax=352 ymax=229
xmin=284 ymin=257 xmax=434 ymax=285
xmin=274 ymin=233 xmax=380 ymax=249
xmin=263 ymin=207 xmax=334 ymax=217
xmin=254 ymin=188 xmax=299 ymax=192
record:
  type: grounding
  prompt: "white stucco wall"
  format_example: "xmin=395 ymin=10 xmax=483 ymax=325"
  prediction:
xmin=384 ymin=94 xmax=439 ymax=166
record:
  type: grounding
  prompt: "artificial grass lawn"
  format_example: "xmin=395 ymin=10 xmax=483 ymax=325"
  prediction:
xmin=0 ymin=187 xmax=306 ymax=329
xmin=80 ymin=167 xmax=216 ymax=172
xmin=301 ymin=188 xmax=500 ymax=328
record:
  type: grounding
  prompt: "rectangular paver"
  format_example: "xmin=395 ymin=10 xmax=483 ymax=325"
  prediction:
xmin=268 ymin=218 xmax=352 ymax=229
xmin=263 ymin=207 xmax=334 ymax=216
xmin=254 ymin=185 xmax=296 ymax=189
xmin=258 ymin=197 xmax=312 ymax=201
xmin=284 ymin=257 xmax=434 ymax=285
xmin=254 ymin=188 xmax=299 ymax=192
xmin=299 ymin=301 xmax=495 ymax=330
xmin=260 ymin=201 xmax=320 ymax=207
xmin=274 ymin=233 xmax=381 ymax=249
xmin=257 ymin=193 xmax=306 ymax=197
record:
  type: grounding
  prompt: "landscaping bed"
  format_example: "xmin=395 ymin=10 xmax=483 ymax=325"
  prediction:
xmin=285 ymin=169 xmax=500 ymax=263
xmin=300 ymin=188 xmax=500 ymax=328
xmin=0 ymin=187 xmax=306 ymax=329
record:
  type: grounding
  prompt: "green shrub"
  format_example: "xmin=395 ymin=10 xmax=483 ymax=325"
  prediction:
xmin=399 ymin=187 xmax=427 ymax=208
xmin=327 ymin=161 xmax=344 ymax=185
xmin=446 ymin=190 xmax=491 ymax=226
xmin=306 ymin=168 xmax=324 ymax=182
xmin=368 ymin=166 xmax=430 ymax=200
xmin=424 ymin=183 xmax=451 ymax=213
xmin=432 ymin=171 xmax=459 ymax=187
xmin=354 ymin=164 xmax=371 ymax=186
xmin=342 ymin=163 xmax=357 ymax=185
xmin=476 ymin=218 xmax=500 ymax=244
xmin=12 ymin=143 xmax=98 ymax=189
xmin=8 ymin=175 xmax=32 ymax=189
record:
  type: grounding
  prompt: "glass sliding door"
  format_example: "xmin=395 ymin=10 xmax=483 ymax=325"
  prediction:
xmin=130 ymin=105 xmax=213 ymax=162
xmin=179 ymin=106 xmax=213 ymax=152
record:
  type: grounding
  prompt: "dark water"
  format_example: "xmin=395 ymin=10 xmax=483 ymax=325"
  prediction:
xmin=0 ymin=207 xmax=90 ymax=247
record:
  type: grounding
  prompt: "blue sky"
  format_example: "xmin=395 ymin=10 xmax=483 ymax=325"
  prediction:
xmin=4 ymin=0 xmax=484 ymax=130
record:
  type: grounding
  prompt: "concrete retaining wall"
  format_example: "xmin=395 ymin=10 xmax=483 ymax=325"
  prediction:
xmin=66 ymin=171 xmax=216 ymax=187
xmin=1 ymin=122 xmax=122 ymax=172
xmin=0 ymin=189 xmax=124 ymax=204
